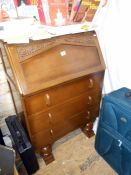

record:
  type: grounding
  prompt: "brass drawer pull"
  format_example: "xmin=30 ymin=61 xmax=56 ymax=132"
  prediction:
xmin=48 ymin=113 xmax=52 ymax=123
xmin=48 ymin=113 xmax=52 ymax=119
xmin=45 ymin=94 xmax=51 ymax=106
xmin=88 ymin=78 xmax=94 ymax=88
xmin=87 ymin=96 xmax=92 ymax=104
xmin=50 ymin=129 xmax=54 ymax=135
xmin=86 ymin=111 xmax=91 ymax=119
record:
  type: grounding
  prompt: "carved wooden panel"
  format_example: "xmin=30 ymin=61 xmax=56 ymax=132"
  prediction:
xmin=16 ymin=40 xmax=57 ymax=62
xmin=16 ymin=32 xmax=96 ymax=63
xmin=59 ymin=33 xmax=96 ymax=45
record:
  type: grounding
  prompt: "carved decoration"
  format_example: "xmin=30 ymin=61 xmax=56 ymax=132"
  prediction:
xmin=16 ymin=33 xmax=95 ymax=62
xmin=60 ymin=33 xmax=96 ymax=45
xmin=16 ymin=40 xmax=56 ymax=62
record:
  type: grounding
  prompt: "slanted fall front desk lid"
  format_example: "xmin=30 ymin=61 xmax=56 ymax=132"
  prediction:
xmin=4 ymin=31 xmax=105 ymax=96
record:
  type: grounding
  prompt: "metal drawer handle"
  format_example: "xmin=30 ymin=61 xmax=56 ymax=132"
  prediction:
xmin=45 ymin=94 xmax=51 ymax=106
xmin=88 ymin=78 xmax=94 ymax=88
xmin=48 ymin=113 xmax=52 ymax=123
xmin=50 ymin=129 xmax=53 ymax=135
xmin=86 ymin=111 xmax=91 ymax=119
xmin=87 ymin=96 xmax=92 ymax=104
xmin=48 ymin=113 xmax=52 ymax=119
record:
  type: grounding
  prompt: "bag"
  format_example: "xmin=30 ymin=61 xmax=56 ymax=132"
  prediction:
xmin=95 ymin=87 xmax=131 ymax=175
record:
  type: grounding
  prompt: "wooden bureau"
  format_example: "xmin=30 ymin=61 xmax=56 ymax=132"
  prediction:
xmin=1 ymin=31 xmax=105 ymax=164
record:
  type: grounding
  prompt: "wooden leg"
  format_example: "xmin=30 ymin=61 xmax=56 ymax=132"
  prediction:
xmin=41 ymin=145 xmax=55 ymax=165
xmin=81 ymin=122 xmax=94 ymax=138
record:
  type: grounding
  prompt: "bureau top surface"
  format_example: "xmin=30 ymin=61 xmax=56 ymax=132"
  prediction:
xmin=4 ymin=31 xmax=105 ymax=96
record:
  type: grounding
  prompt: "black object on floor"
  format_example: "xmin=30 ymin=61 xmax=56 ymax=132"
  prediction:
xmin=0 ymin=128 xmax=5 ymax=145
xmin=95 ymin=87 xmax=131 ymax=175
xmin=5 ymin=115 xmax=39 ymax=175
xmin=0 ymin=144 xmax=15 ymax=175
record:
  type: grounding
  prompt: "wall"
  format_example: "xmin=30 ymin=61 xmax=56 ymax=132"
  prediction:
xmin=92 ymin=0 xmax=131 ymax=93
xmin=0 ymin=43 xmax=15 ymax=127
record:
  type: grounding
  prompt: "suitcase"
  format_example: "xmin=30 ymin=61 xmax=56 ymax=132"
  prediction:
xmin=0 ymin=144 xmax=15 ymax=175
xmin=95 ymin=87 xmax=131 ymax=175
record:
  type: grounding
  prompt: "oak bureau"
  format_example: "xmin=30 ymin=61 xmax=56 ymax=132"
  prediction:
xmin=1 ymin=31 xmax=105 ymax=164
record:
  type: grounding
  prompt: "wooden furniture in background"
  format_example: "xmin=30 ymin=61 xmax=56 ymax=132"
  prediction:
xmin=1 ymin=31 xmax=105 ymax=164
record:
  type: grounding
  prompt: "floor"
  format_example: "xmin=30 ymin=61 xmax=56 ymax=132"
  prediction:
xmin=18 ymin=129 xmax=116 ymax=175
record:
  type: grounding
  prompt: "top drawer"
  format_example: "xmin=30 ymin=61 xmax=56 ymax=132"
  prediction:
xmin=24 ymin=73 xmax=103 ymax=115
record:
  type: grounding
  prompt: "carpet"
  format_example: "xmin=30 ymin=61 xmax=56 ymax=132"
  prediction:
xmin=33 ymin=129 xmax=116 ymax=175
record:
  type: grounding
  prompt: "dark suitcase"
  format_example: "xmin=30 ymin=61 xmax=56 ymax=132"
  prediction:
xmin=95 ymin=87 xmax=131 ymax=175
xmin=0 ymin=144 xmax=15 ymax=175
xmin=5 ymin=115 xmax=39 ymax=175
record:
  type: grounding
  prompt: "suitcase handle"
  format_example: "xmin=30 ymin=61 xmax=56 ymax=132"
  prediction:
xmin=125 ymin=92 xmax=131 ymax=98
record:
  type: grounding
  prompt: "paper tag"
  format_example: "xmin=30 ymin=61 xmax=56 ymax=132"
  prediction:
xmin=60 ymin=50 xmax=66 ymax=56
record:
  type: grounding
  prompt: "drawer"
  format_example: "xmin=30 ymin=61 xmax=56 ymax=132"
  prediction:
xmin=24 ymin=73 xmax=103 ymax=115
xmin=48 ymin=91 xmax=101 ymax=123
xmin=28 ymin=113 xmax=50 ymax=135
xmin=31 ymin=129 xmax=53 ymax=151
xmin=52 ymin=108 xmax=99 ymax=140
xmin=27 ymin=92 xmax=101 ymax=134
xmin=68 ymin=108 xmax=99 ymax=128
